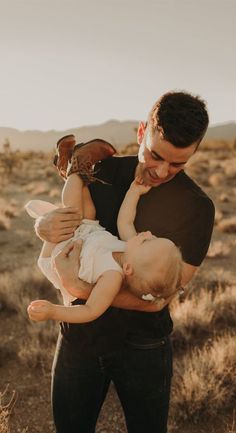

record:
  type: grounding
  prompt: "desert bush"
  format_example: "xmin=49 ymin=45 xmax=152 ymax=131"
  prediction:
xmin=224 ymin=411 xmax=235 ymax=433
xmin=23 ymin=181 xmax=50 ymax=196
xmin=0 ymin=267 xmax=58 ymax=370
xmin=207 ymin=240 xmax=231 ymax=258
xmin=0 ymin=214 xmax=11 ymax=231
xmin=171 ymin=333 xmax=236 ymax=423
xmin=0 ymin=198 xmax=18 ymax=230
xmin=18 ymin=320 xmax=57 ymax=370
xmin=201 ymin=139 xmax=235 ymax=150
xmin=171 ymin=286 xmax=236 ymax=351
xmin=0 ymin=387 xmax=27 ymax=433
xmin=0 ymin=267 xmax=58 ymax=315
xmin=218 ymin=217 xmax=236 ymax=233
xmin=208 ymin=173 xmax=224 ymax=187
xmin=0 ymin=140 xmax=22 ymax=182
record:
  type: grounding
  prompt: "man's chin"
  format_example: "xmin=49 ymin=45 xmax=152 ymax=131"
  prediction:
xmin=145 ymin=171 xmax=174 ymax=186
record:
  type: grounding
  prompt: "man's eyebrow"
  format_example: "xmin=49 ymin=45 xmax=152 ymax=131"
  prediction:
xmin=151 ymin=150 xmax=187 ymax=165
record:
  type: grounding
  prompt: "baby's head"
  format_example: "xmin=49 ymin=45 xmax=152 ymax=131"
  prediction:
xmin=123 ymin=231 xmax=182 ymax=301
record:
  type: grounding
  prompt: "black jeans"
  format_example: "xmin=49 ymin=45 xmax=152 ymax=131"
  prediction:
xmin=52 ymin=326 xmax=173 ymax=433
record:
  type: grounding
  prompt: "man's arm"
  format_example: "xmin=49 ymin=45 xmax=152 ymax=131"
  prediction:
xmin=117 ymin=178 xmax=151 ymax=241
xmin=53 ymin=240 xmax=197 ymax=312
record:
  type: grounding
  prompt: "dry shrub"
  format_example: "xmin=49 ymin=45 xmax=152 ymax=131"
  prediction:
xmin=219 ymin=193 xmax=230 ymax=202
xmin=120 ymin=142 xmax=139 ymax=155
xmin=201 ymin=139 xmax=235 ymax=150
xmin=49 ymin=187 xmax=60 ymax=198
xmin=208 ymin=173 xmax=224 ymax=187
xmin=218 ymin=217 xmax=236 ymax=233
xmin=171 ymin=333 xmax=236 ymax=423
xmin=207 ymin=240 xmax=231 ymax=258
xmin=0 ymin=198 xmax=17 ymax=230
xmin=23 ymin=181 xmax=50 ymax=195
xmin=220 ymin=158 xmax=236 ymax=178
xmin=171 ymin=286 xmax=236 ymax=350
xmin=212 ymin=285 xmax=236 ymax=328
xmin=18 ymin=320 xmax=57 ymax=370
xmin=0 ymin=387 xmax=27 ymax=433
xmin=0 ymin=199 xmax=18 ymax=219
xmin=224 ymin=411 xmax=236 ymax=433
xmin=0 ymin=267 xmax=58 ymax=370
xmin=0 ymin=267 xmax=58 ymax=315
xmin=0 ymin=214 xmax=10 ymax=231
xmin=214 ymin=208 xmax=223 ymax=224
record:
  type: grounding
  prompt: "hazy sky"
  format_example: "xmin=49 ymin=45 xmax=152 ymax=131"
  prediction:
xmin=0 ymin=0 xmax=235 ymax=130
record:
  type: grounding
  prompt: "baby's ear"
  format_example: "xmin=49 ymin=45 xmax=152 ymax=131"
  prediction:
xmin=122 ymin=262 xmax=133 ymax=276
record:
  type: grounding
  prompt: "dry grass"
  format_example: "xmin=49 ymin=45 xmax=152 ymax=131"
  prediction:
xmin=224 ymin=411 xmax=236 ymax=433
xmin=0 ymin=268 xmax=58 ymax=369
xmin=171 ymin=285 xmax=236 ymax=351
xmin=171 ymin=333 xmax=236 ymax=423
xmin=0 ymin=388 xmax=27 ymax=433
xmin=0 ymin=267 xmax=58 ymax=314
xmin=0 ymin=198 xmax=17 ymax=231
xmin=18 ymin=320 xmax=57 ymax=370
xmin=0 ymin=214 xmax=11 ymax=231
xmin=218 ymin=217 xmax=236 ymax=233
xmin=207 ymin=240 xmax=231 ymax=258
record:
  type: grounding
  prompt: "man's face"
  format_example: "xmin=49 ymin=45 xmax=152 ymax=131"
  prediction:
xmin=136 ymin=124 xmax=198 ymax=186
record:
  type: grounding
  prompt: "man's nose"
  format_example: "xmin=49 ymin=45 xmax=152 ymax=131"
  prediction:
xmin=155 ymin=161 xmax=170 ymax=178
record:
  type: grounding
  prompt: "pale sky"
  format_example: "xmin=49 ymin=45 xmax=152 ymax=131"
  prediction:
xmin=0 ymin=0 xmax=235 ymax=131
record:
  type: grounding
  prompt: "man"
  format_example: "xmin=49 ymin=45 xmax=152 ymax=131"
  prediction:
xmin=35 ymin=91 xmax=215 ymax=433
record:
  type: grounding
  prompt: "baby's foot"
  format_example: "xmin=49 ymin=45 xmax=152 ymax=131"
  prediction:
xmin=67 ymin=139 xmax=116 ymax=185
xmin=54 ymin=134 xmax=76 ymax=179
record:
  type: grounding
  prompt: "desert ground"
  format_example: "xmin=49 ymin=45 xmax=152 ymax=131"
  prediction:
xmin=0 ymin=141 xmax=235 ymax=433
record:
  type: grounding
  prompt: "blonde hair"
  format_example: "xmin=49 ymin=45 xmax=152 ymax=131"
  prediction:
xmin=129 ymin=243 xmax=182 ymax=299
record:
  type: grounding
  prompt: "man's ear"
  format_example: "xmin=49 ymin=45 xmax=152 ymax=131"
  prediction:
xmin=123 ymin=262 xmax=134 ymax=276
xmin=137 ymin=122 xmax=146 ymax=145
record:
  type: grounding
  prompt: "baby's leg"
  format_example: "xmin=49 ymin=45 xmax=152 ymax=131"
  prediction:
xmin=62 ymin=173 xmax=96 ymax=220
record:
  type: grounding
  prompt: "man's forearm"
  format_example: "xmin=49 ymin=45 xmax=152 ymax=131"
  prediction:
xmin=111 ymin=289 xmax=169 ymax=312
xmin=63 ymin=278 xmax=168 ymax=312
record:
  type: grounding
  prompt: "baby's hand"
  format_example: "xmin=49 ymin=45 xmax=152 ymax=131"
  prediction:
xmin=130 ymin=176 xmax=151 ymax=195
xmin=27 ymin=300 xmax=55 ymax=322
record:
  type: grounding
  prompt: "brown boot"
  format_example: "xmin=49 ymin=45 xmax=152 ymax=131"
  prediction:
xmin=53 ymin=134 xmax=76 ymax=179
xmin=67 ymin=138 xmax=116 ymax=184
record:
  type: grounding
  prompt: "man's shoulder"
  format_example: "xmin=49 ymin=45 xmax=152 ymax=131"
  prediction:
xmin=178 ymin=171 xmax=214 ymax=209
xmin=96 ymin=154 xmax=138 ymax=185
xmin=166 ymin=171 xmax=214 ymax=205
xmin=147 ymin=170 xmax=215 ymax=221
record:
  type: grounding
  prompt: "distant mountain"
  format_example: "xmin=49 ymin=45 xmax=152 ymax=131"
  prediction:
xmin=205 ymin=122 xmax=236 ymax=140
xmin=0 ymin=120 xmax=235 ymax=152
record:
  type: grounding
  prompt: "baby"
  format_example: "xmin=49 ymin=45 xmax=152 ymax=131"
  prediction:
xmin=27 ymin=138 xmax=182 ymax=324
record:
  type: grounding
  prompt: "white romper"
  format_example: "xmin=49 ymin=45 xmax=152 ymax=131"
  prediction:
xmin=25 ymin=199 xmax=125 ymax=306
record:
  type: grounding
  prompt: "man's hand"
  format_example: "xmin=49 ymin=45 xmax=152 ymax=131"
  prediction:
xmin=35 ymin=207 xmax=82 ymax=243
xmin=111 ymin=288 xmax=176 ymax=312
xmin=53 ymin=240 xmax=93 ymax=298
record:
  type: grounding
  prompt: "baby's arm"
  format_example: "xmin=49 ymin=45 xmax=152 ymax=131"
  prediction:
xmin=117 ymin=177 xmax=151 ymax=240
xmin=27 ymin=270 xmax=123 ymax=323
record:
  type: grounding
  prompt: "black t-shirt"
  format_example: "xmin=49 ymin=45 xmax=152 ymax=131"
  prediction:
xmin=71 ymin=155 xmax=215 ymax=353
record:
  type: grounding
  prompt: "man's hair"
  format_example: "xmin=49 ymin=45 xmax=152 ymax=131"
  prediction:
xmin=148 ymin=91 xmax=209 ymax=148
